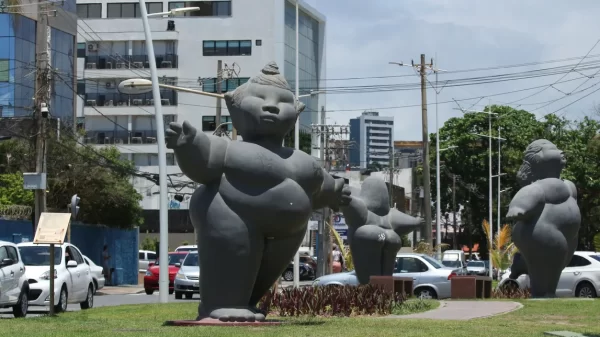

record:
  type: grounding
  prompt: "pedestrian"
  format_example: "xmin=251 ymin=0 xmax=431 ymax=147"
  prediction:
xmin=102 ymin=245 xmax=111 ymax=285
xmin=332 ymin=244 xmax=343 ymax=273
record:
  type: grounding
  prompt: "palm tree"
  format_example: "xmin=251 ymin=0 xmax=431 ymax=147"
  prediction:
xmin=328 ymin=221 xmax=354 ymax=271
xmin=481 ymin=220 xmax=517 ymax=272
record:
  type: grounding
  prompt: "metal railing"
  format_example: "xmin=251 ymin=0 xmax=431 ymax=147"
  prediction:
xmin=84 ymin=129 xmax=160 ymax=145
xmin=83 ymin=91 xmax=177 ymax=107
xmin=84 ymin=54 xmax=178 ymax=70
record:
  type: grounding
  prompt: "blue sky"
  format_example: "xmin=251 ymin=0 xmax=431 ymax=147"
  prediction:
xmin=304 ymin=0 xmax=600 ymax=140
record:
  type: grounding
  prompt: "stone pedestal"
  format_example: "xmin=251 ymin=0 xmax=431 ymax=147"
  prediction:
xmin=450 ymin=275 xmax=492 ymax=299
xmin=369 ymin=275 xmax=414 ymax=297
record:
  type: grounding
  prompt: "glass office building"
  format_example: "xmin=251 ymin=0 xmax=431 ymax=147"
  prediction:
xmin=0 ymin=13 xmax=75 ymax=122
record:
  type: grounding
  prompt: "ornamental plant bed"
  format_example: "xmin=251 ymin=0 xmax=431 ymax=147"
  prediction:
xmin=258 ymin=284 xmax=406 ymax=317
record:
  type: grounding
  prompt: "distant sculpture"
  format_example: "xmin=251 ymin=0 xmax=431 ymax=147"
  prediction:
xmin=506 ymin=139 xmax=580 ymax=298
xmin=340 ymin=176 xmax=423 ymax=285
xmin=165 ymin=62 xmax=345 ymax=322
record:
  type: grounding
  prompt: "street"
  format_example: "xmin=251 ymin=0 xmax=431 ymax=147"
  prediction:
xmin=0 ymin=281 xmax=314 ymax=319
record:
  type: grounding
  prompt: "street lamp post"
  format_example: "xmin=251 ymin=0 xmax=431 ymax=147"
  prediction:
xmin=135 ymin=2 xmax=198 ymax=303
xmin=436 ymin=145 xmax=457 ymax=258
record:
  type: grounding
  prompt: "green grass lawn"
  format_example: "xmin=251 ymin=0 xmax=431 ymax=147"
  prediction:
xmin=1 ymin=299 xmax=599 ymax=337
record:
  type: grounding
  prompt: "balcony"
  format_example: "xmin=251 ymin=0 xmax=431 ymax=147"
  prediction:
xmin=83 ymin=92 xmax=178 ymax=116
xmin=84 ymin=54 xmax=178 ymax=70
xmin=369 ymin=129 xmax=390 ymax=135
xmin=369 ymin=136 xmax=390 ymax=141
xmin=84 ymin=129 xmax=162 ymax=145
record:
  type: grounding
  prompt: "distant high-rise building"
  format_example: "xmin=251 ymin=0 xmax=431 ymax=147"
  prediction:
xmin=349 ymin=111 xmax=394 ymax=169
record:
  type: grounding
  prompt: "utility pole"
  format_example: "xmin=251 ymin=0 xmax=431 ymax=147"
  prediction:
xmin=419 ymin=54 xmax=433 ymax=246
xmin=452 ymin=174 xmax=457 ymax=249
xmin=33 ymin=0 xmax=52 ymax=232
xmin=389 ymin=149 xmax=394 ymax=207
xmin=215 ymin=60 xmax=223 ymax=135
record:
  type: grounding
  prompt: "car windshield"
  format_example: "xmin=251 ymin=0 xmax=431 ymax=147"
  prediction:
xmin=442 ymin=260 xmax=462 ymax=268
xmin=421 ymin=255 xmax=444 ymax=269
xmin=19 ymin=246 xmax=62 ymax=266
xmin=590 ymin=255 xmax=600 ymax=262
xmin=183 ymin=253 xmax=199 ymax=267
xmin=468 ymin=261 xmax=485 ymax=267
xmin=154 ymin=253 xmax=187 ymax=266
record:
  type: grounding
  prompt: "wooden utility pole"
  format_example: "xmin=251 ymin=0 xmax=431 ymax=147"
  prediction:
xmin=389 ymin=149 xmax=394 ymax=207
xmin=452 ymin=174 xmax=457 ymax=249
xmin=215 ymin=60 xmax=223 ymax=135
xmin=418 ymin=54 xmax=433 ymax=246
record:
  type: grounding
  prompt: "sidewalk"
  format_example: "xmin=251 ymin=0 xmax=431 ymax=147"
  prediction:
xmin=388 ymin=300 xmax=523 ymax=320
xmin=96 ymin=285 xmax=145 ymax=296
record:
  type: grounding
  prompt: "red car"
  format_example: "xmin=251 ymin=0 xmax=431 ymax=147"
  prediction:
xmin=144 ymin=252 xmax=188 ymax=295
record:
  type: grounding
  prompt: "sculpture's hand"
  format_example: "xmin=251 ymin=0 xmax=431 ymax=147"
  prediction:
xmin=340 ymin=185 xmax=352 ymax=206
xmin=329 ymin=178 xmax=346 ymax=212
xmin=166 ymin=121 xmax=197 ymax=149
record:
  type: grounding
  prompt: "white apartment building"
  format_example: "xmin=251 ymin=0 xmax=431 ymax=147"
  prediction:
xmin=75 ymin=0 xmax=326 ymax=209
xmin=349 ymin=111 xmax=394 ymax=169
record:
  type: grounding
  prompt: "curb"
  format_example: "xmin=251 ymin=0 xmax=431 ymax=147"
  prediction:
xmin=96 ymin=289 xmax=146 ymax=296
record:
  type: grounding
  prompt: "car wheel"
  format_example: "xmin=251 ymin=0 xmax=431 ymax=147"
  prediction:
xmin=93 ymin=280 xmax=98 ymax=294
xmin=55 ymin=286 xmax=68 ymax=313
xmin=414 ymin=287 xmax=437 ymax=299
xmin=185 ymin=293 xmax=193 ymax=299
xmin=283 ymin=270 xmax=294 ymax=282
xmin=145 ymin=289 xmax=154 ymax=295
xmin=501 ymin=280 xmax=520 ymax=292
xmin=175 ymin=292 xmax=183 ymax=299
xmin=576 ymin=282 xmax=597 ymax=298
xmin=80 ymin=285 xmax=94 ymax=309
xmin=12 ymin=288 xmax=28 ymax=318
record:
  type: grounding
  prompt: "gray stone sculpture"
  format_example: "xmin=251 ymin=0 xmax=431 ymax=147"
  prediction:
xmin=340 ymin=176 xmax=423 ymax=285
xmin=165 ymin=62 xmax=345 ymax=322
xmin=508 ymin=251 xmax=527 ymax=280
xmin=506 ymin=139 xmax=580 ymax=298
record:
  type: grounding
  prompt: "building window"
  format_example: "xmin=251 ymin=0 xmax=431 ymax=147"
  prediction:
xmin=77 ymin=42 xmax=86 ymax=58
xmin=166 ymin=153 xmax=175 ymax=166
xmin=76 ymin=4 xmax=101 ymax=18
xmin=202 ymin=77 xmax=249 ymax=93
xmin=203 ymin=40 xmax=251 ymax=56
xmin=168 ymin=1 xmax=231 ymax=16
xmin=107 ymin=3 xmax=163 ymax=18
xmin=201 ymin=116 xmax=232 ymax=132
xmin=255 ymin=39 xmax=262 ymax=46
xmin=0 ymin=59 xmax=8 ymax=82
xmin=76 ymin=80 xmax=85 ymax=95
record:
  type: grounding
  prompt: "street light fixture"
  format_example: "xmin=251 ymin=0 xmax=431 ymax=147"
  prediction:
xmin=297 ymin=90 xmax=325 ymax=99
xmin=134 ymin=1 xmax=198 ymax=304
xmin=146 ymin=7 xmax=200 ymax=18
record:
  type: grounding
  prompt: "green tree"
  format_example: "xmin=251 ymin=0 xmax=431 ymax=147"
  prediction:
xmin=0 ymin=173 xmax=34 ymax=207
xmin=283 ymin=128 xmax=312 ymax=154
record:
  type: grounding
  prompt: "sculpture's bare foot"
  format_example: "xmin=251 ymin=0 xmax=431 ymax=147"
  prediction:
xmin=208 ymin=308 xmax=263 ymax=322
xmin=249 ymin=306 xmax=267 ymax=321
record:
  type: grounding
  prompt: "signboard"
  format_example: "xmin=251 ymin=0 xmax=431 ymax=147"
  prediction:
xmin=23 ymin=173 xmax=47 ymax=190
xmin=33 ymin=213 xmax=71 ymax=244
xmin=307 ymin=220 xmax=318 ymax=230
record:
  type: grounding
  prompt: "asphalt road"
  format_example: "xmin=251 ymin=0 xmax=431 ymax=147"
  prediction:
xmin=0 ymin=280 xmax=313 ymax=319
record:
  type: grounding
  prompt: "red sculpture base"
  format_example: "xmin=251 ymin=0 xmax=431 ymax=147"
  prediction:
xmin=164 ymin=318 xmax=283 ymax=326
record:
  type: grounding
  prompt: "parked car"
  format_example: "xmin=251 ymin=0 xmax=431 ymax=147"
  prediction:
xmin=174 ymin=251 xmax=199 ymax=299
xmin=144 ymin=252 xmax=188 ymax=295
xmin=299 ymin=255 xmax=317 ymax=270
xmin=175 ymin=245 xmax=197 ymax=253
xmin=312 ymin=253 xmax=460 ymax=299
xmin=17 ymin=242 xmax=94 ymax=313
xmin=282 ymin=261 xmax=315 ymax=282
xmin=498 ymin=251 xmax=600 ymax=298
xmin=466 ymin=260 xmax=488 ymax=276
xmin=0 ymin=240 xmax=29 ymax=317
xmin=82 ymin=255 xmax=105 ymax=294
xmin=138 ymin=250 xmax=156 ymax=272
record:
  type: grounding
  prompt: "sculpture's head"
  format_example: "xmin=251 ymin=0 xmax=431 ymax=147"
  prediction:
xmin=224 ymin=62 xmax=305 ymax=142
xmin=359 ymin=176 xmax=390 ymax=217
xmin=516 ymin=139 xmax=565 ymax=186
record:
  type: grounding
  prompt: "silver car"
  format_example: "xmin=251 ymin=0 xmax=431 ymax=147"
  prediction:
xmin=498 ymin=251 xmax=600 ymax=298
xmin=312 ymin=253 xmax=460 ymax=299
xmin=174 ymin=251 xmax=200 ymax=300
xmin=466 ymin=260 xmax=488 ymax=276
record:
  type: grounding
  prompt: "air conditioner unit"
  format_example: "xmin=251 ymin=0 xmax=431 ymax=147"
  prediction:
xmin=87 ymin=43 xmax=98 ymax=52
xmin=105 ymin=82 xmax=114 ymax=88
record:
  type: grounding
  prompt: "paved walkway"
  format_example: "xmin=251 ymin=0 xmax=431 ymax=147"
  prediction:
xmin=389 ymin=300 xmax=523 ymax=320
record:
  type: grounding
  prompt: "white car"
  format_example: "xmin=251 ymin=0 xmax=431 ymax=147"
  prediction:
xmin=499 ymin=251 xmax=600 ymax=297
xmin=83 ymin=255 xmax=105 ymax=294
xmin=174 ymin=245 xmax=197 ymax=253
xmin=313 ymin=253 xmax=460 ymax=299
xmin=139 ymin=250 xmax=156 ymax=272
xmin=18 ymin=242 xmax=95 ymax=312
xmin=0 ymin=241 xmax=29 ymax=317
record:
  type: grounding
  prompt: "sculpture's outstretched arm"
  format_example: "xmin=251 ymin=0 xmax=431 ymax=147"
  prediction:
xmin=389 ymin=209 xmax=424 ymax=236
xmin=166 ymin=121 xmax=228 ymax=185
xmin=312 ymin=169 xmax=345 ymax=210
xmin=506 ymin=184 xmax=545 ymax=222
xmin=339 ymin=186 xmax=368 ymax=229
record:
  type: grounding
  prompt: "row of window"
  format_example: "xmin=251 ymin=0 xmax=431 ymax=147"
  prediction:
xmin=201 ymin=116 xmax=233 ymax=132
xmin=77 ymin=1 xmax=231 ymax=19
xmin=203 ymin=40 xmax=255 ymax=57
xmin=202 ymin=77 xmax=249 ymax=93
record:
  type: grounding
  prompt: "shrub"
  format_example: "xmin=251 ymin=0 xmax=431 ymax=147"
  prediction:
xmin=492 ymin=286 xmax=531 ymax=299
xmin=258 ymin=285 xmax=406 ymax=317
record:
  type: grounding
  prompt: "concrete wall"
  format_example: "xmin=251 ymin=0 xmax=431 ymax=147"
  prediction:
xmin=0 ymin=220 xmax=139 ymax=285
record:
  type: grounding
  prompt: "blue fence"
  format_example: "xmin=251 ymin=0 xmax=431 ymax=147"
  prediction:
xmin=0 ymin=220 xmax=139 ymax=285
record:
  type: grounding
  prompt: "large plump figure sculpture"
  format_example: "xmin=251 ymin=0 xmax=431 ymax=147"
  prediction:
xmin=165 ymin=62 xmax=345 ymax=322
xmin=506 ymin=139 xmax=580 ymax=298
xmin=340 ymin=176 xmax=423 ymax=284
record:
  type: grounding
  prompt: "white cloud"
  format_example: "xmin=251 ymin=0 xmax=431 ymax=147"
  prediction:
xmin=304 ymin=0 xmax=600 ymax=140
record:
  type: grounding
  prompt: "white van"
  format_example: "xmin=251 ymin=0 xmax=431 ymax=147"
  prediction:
xmin=441 ymin=250 xmax=468 ymax=275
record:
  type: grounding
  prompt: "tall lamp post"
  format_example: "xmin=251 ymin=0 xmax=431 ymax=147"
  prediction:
xmin=135 ymin=3 xmax=198 ymax=303
xmin=436 ymin=145 xmax=457 ymax=258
